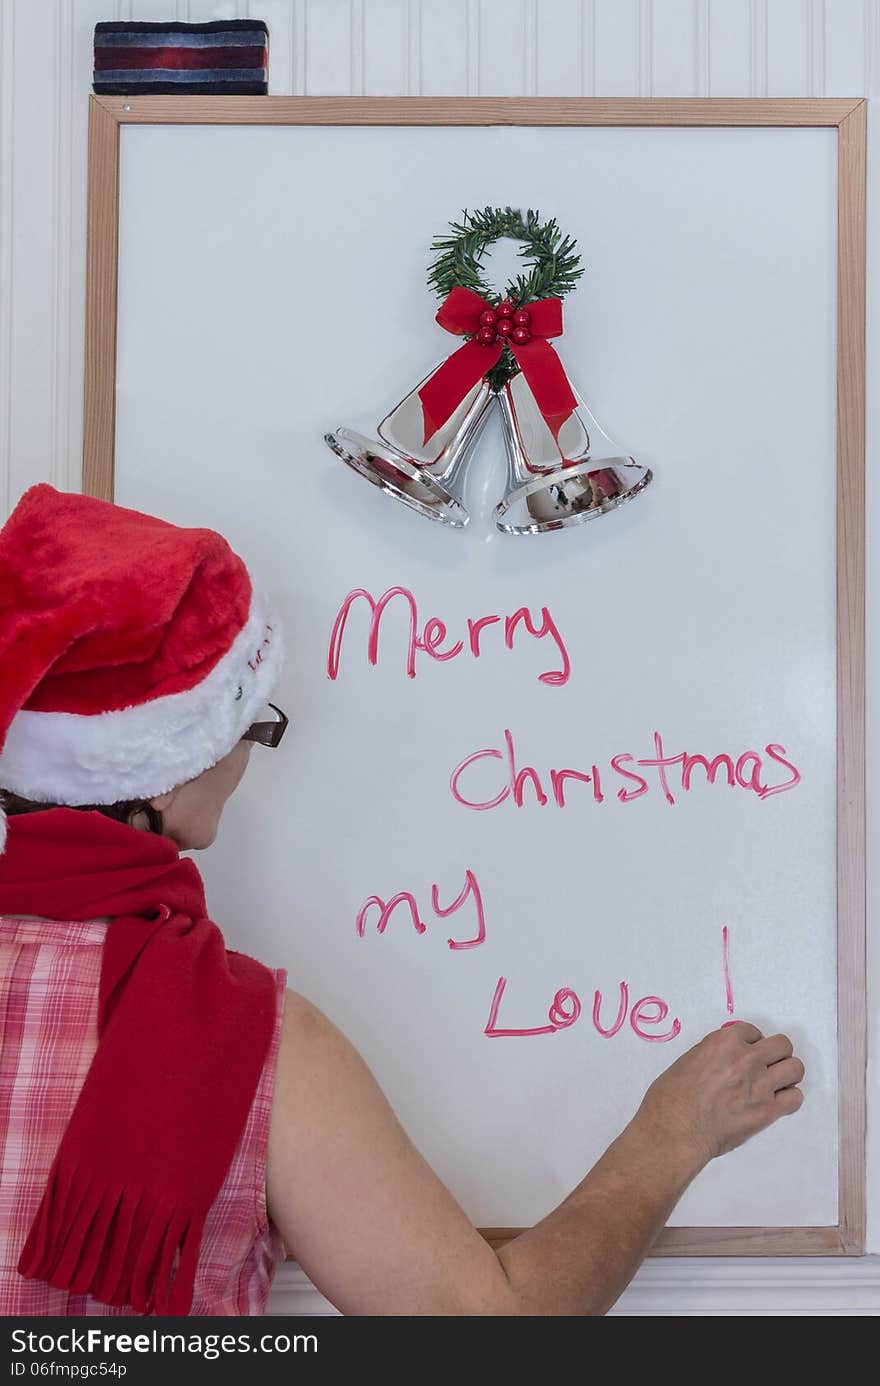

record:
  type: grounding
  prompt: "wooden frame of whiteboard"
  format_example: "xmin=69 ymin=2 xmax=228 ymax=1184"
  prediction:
xmin=83 ymin=95 xmax=867 ymax=1257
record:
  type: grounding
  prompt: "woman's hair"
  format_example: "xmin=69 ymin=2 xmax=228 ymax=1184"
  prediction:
xmin=0 ymin=789 xmax=164 ymax=835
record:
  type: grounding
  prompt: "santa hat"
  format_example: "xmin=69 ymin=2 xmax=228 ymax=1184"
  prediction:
xmin=0 ymin=485 xmax=283 ymax=851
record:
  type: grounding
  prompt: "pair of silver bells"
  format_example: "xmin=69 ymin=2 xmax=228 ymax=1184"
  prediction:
xmin=324 ymin=359 xmax=652 ymax=536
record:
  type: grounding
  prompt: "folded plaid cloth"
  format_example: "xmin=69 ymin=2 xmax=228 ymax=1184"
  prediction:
xmin=93 ymin=19 xmax=269 ymax=95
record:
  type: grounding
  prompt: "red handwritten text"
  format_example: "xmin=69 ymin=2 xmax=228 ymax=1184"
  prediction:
xmin=451 ymin=728 xmax=801 ymax=810
xmin=327 ymin=586 xmax=571 ymax=687
xmin=720 ymin=924 xmax=741 ymax=1028
xmin=356 ymin=868 xmax=486 ymax=949
xmin=485 ymin=975 xmax=681 ymax=1043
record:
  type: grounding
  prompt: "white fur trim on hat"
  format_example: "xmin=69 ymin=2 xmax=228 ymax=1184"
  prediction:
xmin=0 ymin=580 xmax=284 ymax=806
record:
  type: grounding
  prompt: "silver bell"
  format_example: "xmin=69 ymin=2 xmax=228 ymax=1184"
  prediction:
xmin=324 ymin=363 xmax=493 ymax=529
xmin=494 ymin=371 xmax=652 ymax=536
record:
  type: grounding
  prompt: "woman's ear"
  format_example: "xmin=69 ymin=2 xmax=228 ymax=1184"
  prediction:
xmin=149 ymin=787 xmax=177 ymax=812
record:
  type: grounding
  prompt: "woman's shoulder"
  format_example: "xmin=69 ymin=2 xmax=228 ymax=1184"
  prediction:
xmin=271 ymin=986 xmax=383 ymax=1130
xmin=277 ymin=986 xmax=355 ymax=1058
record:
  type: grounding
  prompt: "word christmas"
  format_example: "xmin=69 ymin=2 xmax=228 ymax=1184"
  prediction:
xmin=327 ymin=585 xmax=570 ymax=686
xmin=450 ymin=729 xmax=801 ymax=810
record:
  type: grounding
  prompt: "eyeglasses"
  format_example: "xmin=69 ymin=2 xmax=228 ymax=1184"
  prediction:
xmin=241 ymin=702 xmax=289 ymax=749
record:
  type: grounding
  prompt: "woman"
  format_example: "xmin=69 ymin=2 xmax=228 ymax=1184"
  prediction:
xmin=0 ymin=484 xmax=805 ymax=1317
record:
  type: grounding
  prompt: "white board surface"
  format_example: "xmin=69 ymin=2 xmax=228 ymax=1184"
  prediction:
xmin=114 ymin=122 xmax=839 ymax=1228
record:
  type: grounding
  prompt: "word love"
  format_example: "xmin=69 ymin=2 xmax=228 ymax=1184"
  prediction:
xmin=451 ymin=728 xmax=801 ymax=811
xmin=327 ymin=585 xmax=570 ymax=687
xmin=356 ymin=868 xmax=486 ymax=950
xmin=485 ymin=976 xmax=682 ymax=1043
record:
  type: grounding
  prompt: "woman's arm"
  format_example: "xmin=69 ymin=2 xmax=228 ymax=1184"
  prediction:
xmin=266 ymin=990 xmax=803 ymax=1316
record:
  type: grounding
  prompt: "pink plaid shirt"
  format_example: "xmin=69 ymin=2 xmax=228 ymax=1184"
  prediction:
xmin=0 ymin=915 xmax=288 ymax=1315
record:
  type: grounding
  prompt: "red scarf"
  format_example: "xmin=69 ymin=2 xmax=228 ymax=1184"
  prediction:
xmin=0 ymin=808 xmax=277 ymax=1315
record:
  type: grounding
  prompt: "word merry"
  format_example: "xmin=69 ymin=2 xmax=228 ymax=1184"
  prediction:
xmin=327 ymin=586 xmax=571 ymax=687
xmin=484 ymin=976 xmax=682 ymax=1043
xmin=356 ymin=868 xmax=486 ymax=949
xmin=450 ymin=729 xmax=801 ymax=810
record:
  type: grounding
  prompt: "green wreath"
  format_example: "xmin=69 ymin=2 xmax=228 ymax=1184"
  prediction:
xmin=427 ymin=206 xmax=584 ymax=390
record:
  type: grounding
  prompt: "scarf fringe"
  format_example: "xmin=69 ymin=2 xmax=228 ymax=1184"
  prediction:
xmin=17 ymin=1158 xmax=205 ymax=1314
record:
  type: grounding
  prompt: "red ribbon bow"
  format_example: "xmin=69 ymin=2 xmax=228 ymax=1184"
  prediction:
xmin=418 ymin=286 xmax=578 ymax=447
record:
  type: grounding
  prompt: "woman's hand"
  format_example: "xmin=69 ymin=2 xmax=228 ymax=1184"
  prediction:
xmin=637 ymin=1022 xmax=805 ymax=1164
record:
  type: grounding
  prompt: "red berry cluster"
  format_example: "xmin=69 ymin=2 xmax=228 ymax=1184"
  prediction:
xmin=475 ymin=298 xmax=532 ymax=347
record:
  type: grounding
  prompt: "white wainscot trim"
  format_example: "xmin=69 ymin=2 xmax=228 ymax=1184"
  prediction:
xmin=265 ymin=1257 xmax=880 ymax=1317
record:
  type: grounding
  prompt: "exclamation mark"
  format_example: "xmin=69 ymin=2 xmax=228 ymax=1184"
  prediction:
xmin=721 ymin=925 xmax=737 ymax=1027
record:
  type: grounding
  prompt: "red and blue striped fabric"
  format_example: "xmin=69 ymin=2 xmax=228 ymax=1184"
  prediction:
xmin=93 ymin=20 xmax=269 ymax=96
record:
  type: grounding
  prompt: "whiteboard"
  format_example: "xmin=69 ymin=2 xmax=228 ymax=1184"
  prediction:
xmin=111 ymin=118 xmax=844 ymax=1235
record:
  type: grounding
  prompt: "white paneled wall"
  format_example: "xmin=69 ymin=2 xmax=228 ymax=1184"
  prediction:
xmin=1 ymin=0 xmax=878 ymax=1315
